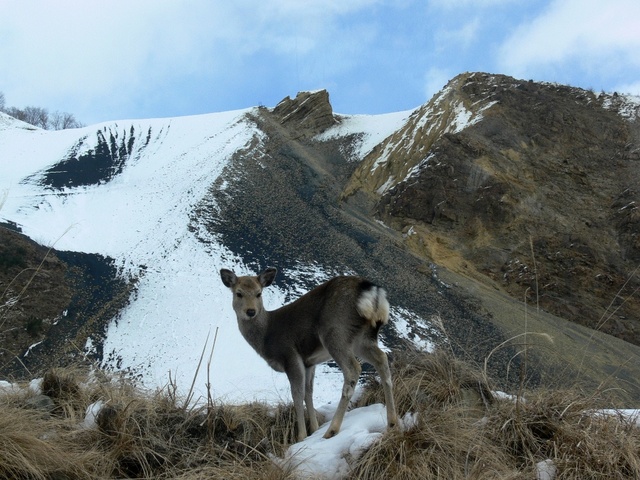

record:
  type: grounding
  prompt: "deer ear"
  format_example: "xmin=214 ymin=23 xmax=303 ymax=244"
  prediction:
xmin=259 ymin=267 xmax=277 ymax=287
xmin=220 ymin=269 xmax=237 ymax=288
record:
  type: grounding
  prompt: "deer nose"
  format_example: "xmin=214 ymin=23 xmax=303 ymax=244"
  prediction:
xmin=246 ymin=309 xmax=256 ymax=318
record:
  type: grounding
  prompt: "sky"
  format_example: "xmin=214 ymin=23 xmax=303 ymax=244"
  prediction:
xmin=1 ymin=0 xmax=640 ymax=126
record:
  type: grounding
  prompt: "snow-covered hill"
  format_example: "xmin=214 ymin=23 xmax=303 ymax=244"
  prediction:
xmin=0 ymin=105 xmax=417 ymax=405
xmin=3 ymin=75 xmax=640 ymax=409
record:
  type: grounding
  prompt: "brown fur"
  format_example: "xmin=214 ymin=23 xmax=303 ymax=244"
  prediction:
xmin=220 ymin=267 xmax=397 ymax=441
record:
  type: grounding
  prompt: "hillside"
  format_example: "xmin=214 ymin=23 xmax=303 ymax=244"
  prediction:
xmin=1 ymin=74 xmax=640 ymax=404
xmin=347 ymin=72 xmax=640 ymax=345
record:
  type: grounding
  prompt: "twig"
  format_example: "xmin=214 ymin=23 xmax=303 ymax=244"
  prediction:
xmin=183 ymin=330 xmax=211 ymax=410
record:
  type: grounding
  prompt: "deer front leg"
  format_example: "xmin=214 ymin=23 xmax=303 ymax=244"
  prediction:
xmin=304 ymin=365 xmax=319 ymax=433
xmin=286 ymin=357 xmax=308 ymax=442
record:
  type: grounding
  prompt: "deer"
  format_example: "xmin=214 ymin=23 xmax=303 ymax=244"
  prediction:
xmin=220 ymin=267 xmax=398 ymax=441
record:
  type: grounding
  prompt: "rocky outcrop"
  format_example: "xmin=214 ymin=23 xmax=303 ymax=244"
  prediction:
xmin=0 ymin=226 xmax=134 ymax=377
xmin=347 ymin=72 xmax=640 ymax=345
xmin=272 ymin=90 xmax=338 ymax=138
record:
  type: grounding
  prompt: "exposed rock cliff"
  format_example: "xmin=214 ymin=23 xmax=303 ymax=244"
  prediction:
xmin=272 ymin=89 xmax=338 ymax=138
xmin=347 ymin=72 xmax=640 ymax=345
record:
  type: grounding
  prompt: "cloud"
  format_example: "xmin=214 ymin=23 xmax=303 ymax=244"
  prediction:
xmin=614 ymin=81 xmax=640 ymax=96
xmin=0 ymin=0 xmax=382 ymax=123
xmin=436 ymin=18 xmax=481 ymax=51
xmin=498 ymin=0 xmax=640 ymax=78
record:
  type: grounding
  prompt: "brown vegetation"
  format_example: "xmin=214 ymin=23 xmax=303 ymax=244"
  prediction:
xmin=1 ymin=351 xmax=638 ymax=479
xmin=348 ymin=72 xmax=640 ymax=346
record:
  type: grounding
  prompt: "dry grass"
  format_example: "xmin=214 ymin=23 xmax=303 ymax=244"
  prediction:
xmin=1 ymin=351 xmax=639 ymax=479
xmin=352 ymin=350 xmax=640 ymax=479
xmin=0 ymin=405 xmax=106 ymax=479
xmin=1 ymin=367 xmax=299 ymax=479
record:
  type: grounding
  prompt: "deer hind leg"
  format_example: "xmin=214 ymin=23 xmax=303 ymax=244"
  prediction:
xmin=285 ymin=357 xmax=308 ymax=441
xmin=324 ymin=353 xmax=361 ymax=439
xmin=357 ymin=342 xmax=398 ymax=429
xmin=305 ymin=365 xmax=319 ymax=433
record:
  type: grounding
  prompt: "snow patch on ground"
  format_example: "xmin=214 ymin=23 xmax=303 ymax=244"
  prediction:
xmin=276 ymin=403 xmax=389 ymax=479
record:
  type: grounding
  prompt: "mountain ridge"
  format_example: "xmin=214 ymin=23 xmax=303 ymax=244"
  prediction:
xmin=347 ymin=72 xmax=640 ymax=345
xmin=1 ymin=74 xmax=640 ymax=403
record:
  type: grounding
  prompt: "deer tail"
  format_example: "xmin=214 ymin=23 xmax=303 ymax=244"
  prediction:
xmin=356 ymin=282 xmax=390 ymax=328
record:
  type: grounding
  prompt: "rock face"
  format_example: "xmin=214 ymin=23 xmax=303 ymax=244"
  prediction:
xmin=272 ymin=90 xmax=338 ymax=138
xmin=0 ymin=226 xmax=134 ymax=377
xmin=347 ymin=72 xmax=640 ymax=345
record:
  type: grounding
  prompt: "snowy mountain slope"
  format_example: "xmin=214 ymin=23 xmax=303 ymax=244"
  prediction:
xmin=344 ymin=73 xmax=500 ymax=199
xmin=0 ymin=103 xmax=434 ymax=405
xmin=316 ymin=109 xmax=414 ymax=160
xmin=4 ymin=78 xmax=640 ymax=408
xmin=2 ymin=109 xmax=269 ymax=400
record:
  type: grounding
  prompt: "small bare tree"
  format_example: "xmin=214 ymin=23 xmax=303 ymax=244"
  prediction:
xmin=22 ymin=106 xmax=49 ymax=129
xmin=0 ymin=94 xmax=83 ymax=130
xmin=50 ymin=111 xmax=83 ymax=130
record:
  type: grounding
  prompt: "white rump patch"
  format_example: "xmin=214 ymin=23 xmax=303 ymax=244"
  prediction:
xmin=356 ymin=287 xmax=390 ymax=327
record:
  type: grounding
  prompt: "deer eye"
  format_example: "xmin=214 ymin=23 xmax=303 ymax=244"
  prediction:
xmin=236 ymin=292 xmax=243 ymax=298
xmin=256 ymin=292 xmax=262 ymax=298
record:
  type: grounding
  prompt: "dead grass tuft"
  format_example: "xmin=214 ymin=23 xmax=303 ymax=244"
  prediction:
xmin=0 ymin=403 xmax=106 ymax=479
xmin=487 ymin=388 xmax=640 ymax=479
xmin=352 ymin=350 xmax=640 ymax=479
xmin=349 ymin=405 xmax=518 ymax=479
xmin=358 ymin=349 xmax=494 ymax=415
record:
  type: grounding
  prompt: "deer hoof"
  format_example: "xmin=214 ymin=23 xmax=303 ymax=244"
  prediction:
xmin=323 ymin=429 xmax=338 ymax=439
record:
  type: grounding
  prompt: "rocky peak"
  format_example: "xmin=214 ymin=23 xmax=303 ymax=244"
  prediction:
xmin=271 ymin=89 xmax=337 ymax=138
xmin=346 ymin=72 xmax=640 ymax=345
xmin=343 ymin=72 xmax=499 ymax=198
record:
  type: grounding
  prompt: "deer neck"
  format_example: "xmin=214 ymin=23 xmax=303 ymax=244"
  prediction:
xmin=237 ymin=309 xmax=271 ymax=357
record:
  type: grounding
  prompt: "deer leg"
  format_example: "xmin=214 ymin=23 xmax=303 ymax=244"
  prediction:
xmin=324 ymin=354 xmax=361 ymax=439
xmin=305 ymin=365 xmax=319 ymax=433
xmin=358 ymin=343 xmax=398 ymax=429
xmin=285 ymin=357 xmax=308 ymax=441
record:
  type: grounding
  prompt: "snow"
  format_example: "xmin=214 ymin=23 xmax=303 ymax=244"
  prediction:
xmin=593 ymin=409 xmax=640 ymax=426
xmin=0 ymin=106 xmax=431 ymax=408
xmin=316 ymin=109 xmax=413 ymax=160
xmin=450 ymin=99 xmax=497 ymax=134
xmin=82 ymin=400 xmax=105 ymax=429
xmin=536 ymin=459 xmax=557 ymax=480
xmin=0 ymin=380 xmax=19 ymax=393
xmin=390 ymin=306 xmax=439 ymax=352
xmin=276 ymin=403 xmax=389 ymax=479
xmin=601 ymin=93 xmax=640 ymax=121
